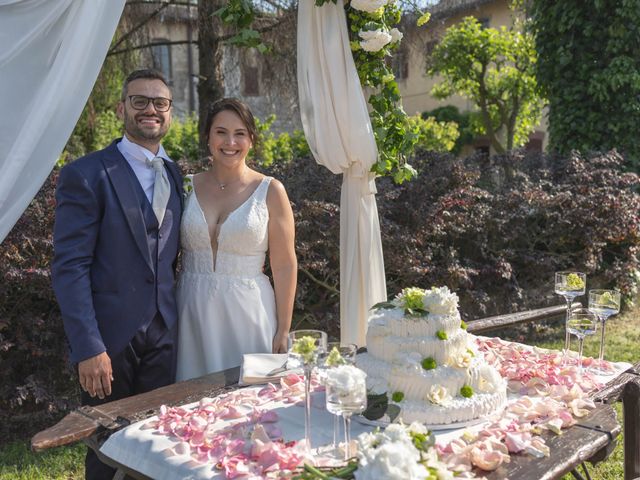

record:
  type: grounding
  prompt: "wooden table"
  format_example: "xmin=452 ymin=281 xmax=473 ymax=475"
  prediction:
xmin=32 ymin=305 xmax=640 ymax=480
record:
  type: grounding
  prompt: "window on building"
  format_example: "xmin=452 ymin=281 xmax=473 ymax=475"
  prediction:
xmin=151 ymin=39 xmax=172 ymax=83
xmin=389 ymin=48 xmax=409 ymax=81
xmin=477 ymin=17 xmax=490 ymax=29
xmin=243 ymin=65 xmax=260 ymax=97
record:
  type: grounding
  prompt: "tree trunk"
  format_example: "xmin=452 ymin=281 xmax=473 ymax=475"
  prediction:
xmin=197 ymin=0 xmax=226 ymax=159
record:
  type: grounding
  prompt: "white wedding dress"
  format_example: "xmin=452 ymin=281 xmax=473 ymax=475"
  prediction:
xmin=175 ymin=176 xmax=277 ymax=381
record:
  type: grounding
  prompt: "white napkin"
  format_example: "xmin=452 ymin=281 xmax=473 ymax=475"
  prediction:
xmin=240 ymin=353 xmax=300 ymax=385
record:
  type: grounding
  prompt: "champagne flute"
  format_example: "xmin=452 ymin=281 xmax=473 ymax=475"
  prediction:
xmin=324 ymin=365 xmax=367 ymax=461
xmin=554 ymin=271 xmax=586 ymax=364
xmin=318 ymin=343 xmax=357 ymax=453
xmin=588 ymin=289 xmax=620 ymax=375
xmin=567 ymin=308 xmax=598 ymax=374
xmin=287 ymin=329 xmax=327 ymax=452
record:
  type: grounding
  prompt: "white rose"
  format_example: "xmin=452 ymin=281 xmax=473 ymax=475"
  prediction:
xmin=350 ymin=0 xmax=388 ymax=14
xmin=427 ymin=384 xmax=452 ymax=405
xmin=356 ymin=441 xmax=428 ymax=480
xmin=359 ymin=29 xmax=393 ymax=53
xmin=389 ymin=28 xmax=403 ymax=43
xmin=451 ymin=350 xmax=473 ymax=369
xmin=423 ymin=286 xmax=459 ymax=315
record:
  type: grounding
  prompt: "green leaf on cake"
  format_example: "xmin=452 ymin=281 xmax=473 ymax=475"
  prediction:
xmin=362 ymin=392 xmax=389 ymax=420
xmin=460 ymin=320 xmax=468 ymax=330
xmin=370 ymin=301 xmax=396 ymax=310
xmin=436 ymin=330 xmax=448 ymax=340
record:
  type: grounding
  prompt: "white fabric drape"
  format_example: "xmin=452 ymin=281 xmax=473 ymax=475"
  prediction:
xmin=0 ymin=0 xmax=125 ymax=243
xmin=297 ymin=1 xmax=387 ymax=347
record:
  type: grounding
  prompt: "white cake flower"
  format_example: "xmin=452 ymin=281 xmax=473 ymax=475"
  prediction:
xmin=359 ymin=29 xmax=393 ymax=53
xmin=450 ymin=350 xmax=474 ymax=369
xmin=423 ymin=286 xmax=459 ymax=315
xmin=389 ymin=28 xmax=403 ymax=43
xmin=428 ymin=384 xmax=452 ymax=406
xmin=350 ymin=0 xmax=388 ymax=14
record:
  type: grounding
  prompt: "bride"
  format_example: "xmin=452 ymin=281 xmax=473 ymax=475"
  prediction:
xmin=175 ymin=98 xmax=297 ymax=381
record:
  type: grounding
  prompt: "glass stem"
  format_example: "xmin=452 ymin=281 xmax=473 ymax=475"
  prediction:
xmin=343 ymin=413 xmax=352 ymax=461
xmin=598 ymin=316 xmax=607 ymax=364
xmin=304 ymin=365 xmax=312 ymax=452
xmin=577 ymin=336 xmax=585 ymax=374
xmin=333 ymin=413 xmax=339 ymax=450
xmin=561 ymin=296 xmax=574 ymax=366
xmin=564 ymin=296 xmax=572 ymax=352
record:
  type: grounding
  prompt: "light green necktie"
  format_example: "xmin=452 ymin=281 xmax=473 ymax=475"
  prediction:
xmin=150 ymin=157 xmax=170 ymax=225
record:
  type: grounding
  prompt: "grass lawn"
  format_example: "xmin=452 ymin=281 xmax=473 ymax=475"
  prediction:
xmin=2 ymin=305 xmax=638 ymax=480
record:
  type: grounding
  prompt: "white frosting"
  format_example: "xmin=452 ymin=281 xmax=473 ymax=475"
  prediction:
xmin=360 ymin=305 xmax=507 ymax=425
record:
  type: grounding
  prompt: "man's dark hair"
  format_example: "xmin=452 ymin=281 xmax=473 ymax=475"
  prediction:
xmin=120 ymin=69 xmax=170 ymax=101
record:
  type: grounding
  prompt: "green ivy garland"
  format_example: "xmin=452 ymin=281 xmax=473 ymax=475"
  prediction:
xmin=217 ymin=0 xmax=429 ymax=184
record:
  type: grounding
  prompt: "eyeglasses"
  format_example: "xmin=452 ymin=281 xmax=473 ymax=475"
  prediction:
xmin=128 ymin=95 xmax=172 ymax=112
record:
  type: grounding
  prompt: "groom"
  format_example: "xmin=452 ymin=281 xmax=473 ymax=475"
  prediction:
xmin=52 ymin=69 xmax=182 ymax=479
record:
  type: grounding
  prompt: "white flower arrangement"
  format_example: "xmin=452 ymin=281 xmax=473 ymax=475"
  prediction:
xmin=324 ymin=365 xmax=368 ymax=401
xmin=359 ymin=29 xmax=393 ymax=52
xmin=350 ymin=0 xmax=388 ymax=14
xmin=386 ymin=286 xmax=459 ymax=317
xmin=355 ymin=422 xmax=451 ymax=480
xmin=422 ymin=286 xmax=459 ymax=315
xmin=389 ymin=27 xmax=403 ymax=43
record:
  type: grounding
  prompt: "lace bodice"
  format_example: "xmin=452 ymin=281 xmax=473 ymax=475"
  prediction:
xmin=180 ymin=176 xmax=271 ymax=277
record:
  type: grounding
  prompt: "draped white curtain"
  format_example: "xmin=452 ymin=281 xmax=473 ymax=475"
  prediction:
xmin=0 ymin=0 xmax=125 ymax=243
xmin=297 ymin=1 xmax=387 ymax=347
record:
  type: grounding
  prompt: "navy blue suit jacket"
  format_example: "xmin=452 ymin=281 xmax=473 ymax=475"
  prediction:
xmin=52 ymin=140 xmax=183 ymax=363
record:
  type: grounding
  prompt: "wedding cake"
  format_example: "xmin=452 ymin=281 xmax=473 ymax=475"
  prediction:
xmin=356 ymin=287 xmax=507 ymax=425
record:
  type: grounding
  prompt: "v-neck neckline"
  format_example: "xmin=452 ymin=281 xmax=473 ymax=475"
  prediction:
xmin=191 ymin=176 xmax=267 ymax=271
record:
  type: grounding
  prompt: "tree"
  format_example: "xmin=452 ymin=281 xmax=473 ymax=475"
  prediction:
xmin=528 ymin=0 xmax=640 ymax=166
xmin=427 ymin=16 xmax=544 ymax=154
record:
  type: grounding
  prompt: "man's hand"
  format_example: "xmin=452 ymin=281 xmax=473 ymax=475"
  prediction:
xmin=78 ymin=352 xmax=113 ymax=399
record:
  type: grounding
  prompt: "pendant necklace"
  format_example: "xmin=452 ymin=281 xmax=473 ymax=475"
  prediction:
xmin=213 ymin=166 xmax=246 ymax=190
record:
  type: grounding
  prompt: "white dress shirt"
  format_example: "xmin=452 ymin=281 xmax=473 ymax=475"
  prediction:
xmin=117 ymin=135 xmax=172 ymax=204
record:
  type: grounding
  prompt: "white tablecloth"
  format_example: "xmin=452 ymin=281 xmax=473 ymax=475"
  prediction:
xmin=100 ymin=360 xmax=632 ymax=480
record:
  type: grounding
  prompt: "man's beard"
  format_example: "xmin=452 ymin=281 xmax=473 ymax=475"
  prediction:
xmin=123 ymin=110 xmax=169 ymax=143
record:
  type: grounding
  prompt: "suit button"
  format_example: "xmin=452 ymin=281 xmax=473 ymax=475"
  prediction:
xmin=147 ymin=277 xmax=154 ymax=284
xmin=159 ymin=233 xmax=163 ymax=239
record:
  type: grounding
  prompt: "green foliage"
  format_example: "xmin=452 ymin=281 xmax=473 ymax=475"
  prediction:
xmin=422 ymin=106 xmax=474 ymax=154
xmin=0 ymin=442 xmax=85 ymax=480
xmin=528 ymin=0 xmax=640 ymax=166
xmin=252 ymin=115 xmax=311 ymax=166
xmin=90 ymin=111 xmax=122 ymax=152
xmin=162 ymin=113 xmax=200 ymax=163
xmin=408 ymin=115 xmax=459 ymax=154
xmin=346 ymin=2 xmax=425 ymax=183
xmin=428 ymin=16 xmax=544 ymax=153
xmin=214 ymin=1 xmax=269 ymax=53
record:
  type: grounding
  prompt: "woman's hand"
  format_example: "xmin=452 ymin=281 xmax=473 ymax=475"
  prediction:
xmin=272 ymin=329 xmax=289 ymax=353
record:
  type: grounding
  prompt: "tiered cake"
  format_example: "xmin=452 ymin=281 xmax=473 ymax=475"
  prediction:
xmin=356 ymin=287 xmax=507 ymax=425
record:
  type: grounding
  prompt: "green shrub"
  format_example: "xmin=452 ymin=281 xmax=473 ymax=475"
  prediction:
xmin=408 ymin=115 xmax=459 ymax=155
xmin=422 ymin=106 xmax=474 ymax=154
